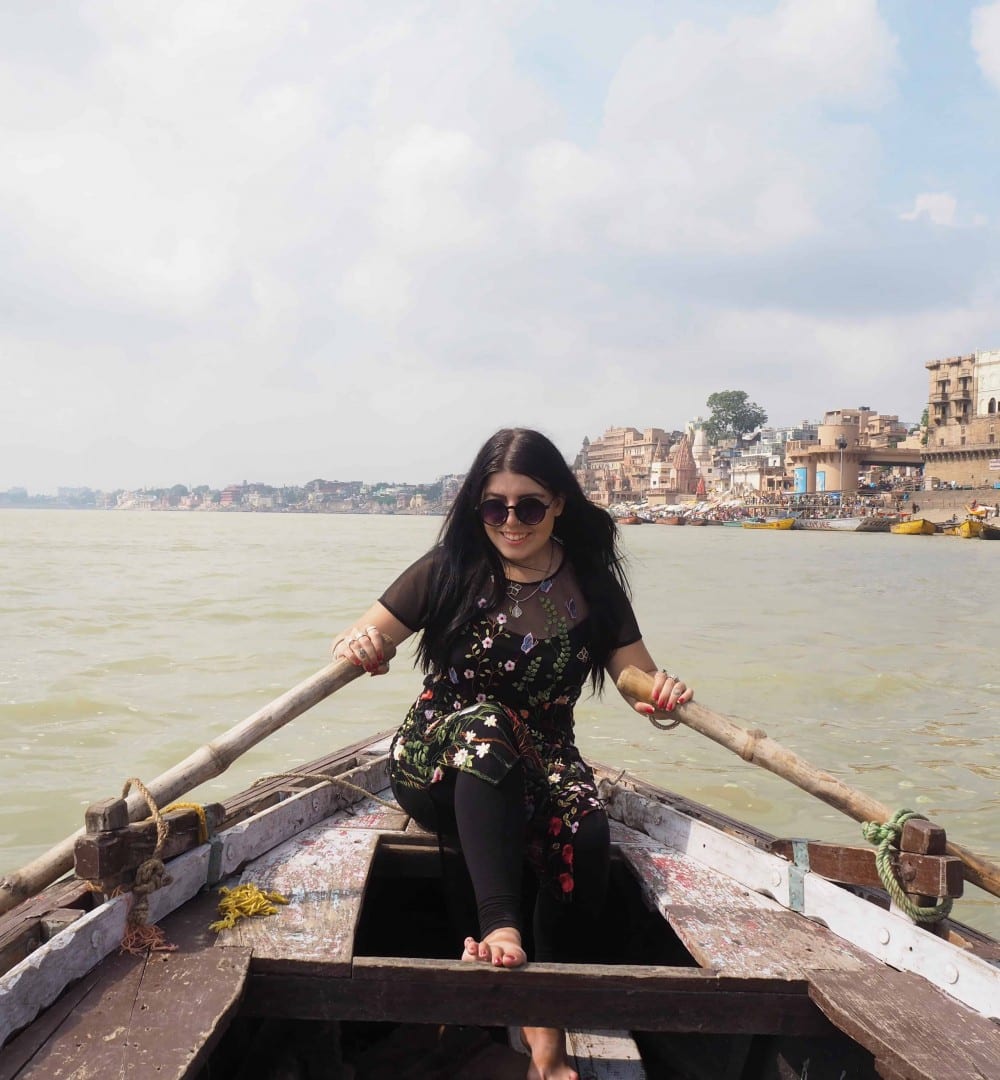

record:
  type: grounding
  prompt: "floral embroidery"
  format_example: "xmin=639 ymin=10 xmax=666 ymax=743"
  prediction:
xmin=387 ymin=564 xmax=613 ymax=903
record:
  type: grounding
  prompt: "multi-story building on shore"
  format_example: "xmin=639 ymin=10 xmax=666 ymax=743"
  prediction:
xmin=574 ymin=426 xmax=672 ymax=505
xmin=785 ymin=409 xmax=921 ymax=494
xmin=922 ymin=349 xmax=1000 ymax=487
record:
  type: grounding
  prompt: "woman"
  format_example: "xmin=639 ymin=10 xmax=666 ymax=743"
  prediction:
xmin=332 ymin=428 xmax=692 ymax=1080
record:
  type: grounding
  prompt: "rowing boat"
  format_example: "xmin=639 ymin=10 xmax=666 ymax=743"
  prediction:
xmin=741 ymin=517 xmax=794 ymax=530
xmin=889 ymin=518 xmax=936 ymax=536
xmin=2 ymin=661 xmax=997 ymax=1079
xmin=941 ymin=518 xmax=985 ymax=539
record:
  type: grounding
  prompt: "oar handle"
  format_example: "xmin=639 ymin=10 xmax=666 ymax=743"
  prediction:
xmin=617 ymin=666 xmax=1000 ymax=900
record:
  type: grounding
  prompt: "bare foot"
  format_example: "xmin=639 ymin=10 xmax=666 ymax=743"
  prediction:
xmin=521 ymin=1027 xmax=579 ymax=1080
xmin=460 ymin=927 xmax=526 ymax=968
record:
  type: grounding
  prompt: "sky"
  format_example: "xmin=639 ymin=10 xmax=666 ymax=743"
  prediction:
xmin=3 ymin=1 xmax=1000 ymax=493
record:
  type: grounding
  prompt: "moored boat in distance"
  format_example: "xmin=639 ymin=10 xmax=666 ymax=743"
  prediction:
xmin=742 ymin=517 xmax=795 ymax=530
xmin=941 ymin=518 xmax=985 ymax=539
xmin=890 ymin=517 xmax=937 ymax=535
xmin=793 ymin=516 xmax=865 ymax=532
xmin=981 ymin=520 xmax=1000 ymax=540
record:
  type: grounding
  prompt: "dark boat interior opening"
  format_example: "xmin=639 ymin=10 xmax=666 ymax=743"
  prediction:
xmin=355 ymin=839 xmax=697 ymax=967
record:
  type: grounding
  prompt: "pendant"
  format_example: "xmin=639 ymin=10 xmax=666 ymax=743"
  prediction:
xmin=511 ymin=602 xmax=523 ymax=618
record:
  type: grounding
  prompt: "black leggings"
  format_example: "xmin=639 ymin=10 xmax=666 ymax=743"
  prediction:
xmin=392 ymin=767 xmax=610 ymax=963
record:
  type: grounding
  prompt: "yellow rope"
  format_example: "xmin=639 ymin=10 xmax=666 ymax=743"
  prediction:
xmin=162 ymin=801 xmax=209 ymax=844
xmin=210 ymin=883 xmax=290 ymax=933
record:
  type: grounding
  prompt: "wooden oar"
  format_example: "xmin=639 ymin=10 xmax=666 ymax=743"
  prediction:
xmin=0 ymin=648 xmax=394 ymax=917
xmin=617 ymin=666 xmax=1000 ymax=901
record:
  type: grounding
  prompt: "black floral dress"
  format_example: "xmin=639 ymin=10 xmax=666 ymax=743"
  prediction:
xmin=382 ymin=548 xmax=641 ymax=900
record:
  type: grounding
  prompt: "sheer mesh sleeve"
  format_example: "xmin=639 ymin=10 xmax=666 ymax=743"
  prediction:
xmin=378 ymin=549 xmax=439 ymax=631
xmin=608 ymin=578 xmax=642 ymax=649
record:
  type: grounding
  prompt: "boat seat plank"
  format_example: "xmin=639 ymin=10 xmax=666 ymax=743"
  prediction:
xmin=566 ymin=1029 xmax=646 ymax=1079
xmin=620 ymin=845 xmax=864 ymax=978
xmin=218 ymin=823 xmax=380 ymax=977
xmin=247 ymin=958 xmax=832 ymax=1036
xmin=0 ymin=889 xmax=251 ymax=1080
xmin=808 ymin=966 xmax=1000 ymax=1080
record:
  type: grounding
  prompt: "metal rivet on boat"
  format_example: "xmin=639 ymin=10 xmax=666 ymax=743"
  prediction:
xmin=878 ymin=928 xmax=891 ymax=945
xmin=944 ymin=964 xmax=959 ymax=984
xmin=312 ymin=796 xmax=320 ymax=811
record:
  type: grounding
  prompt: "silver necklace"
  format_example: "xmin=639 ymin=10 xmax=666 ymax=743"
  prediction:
xmin=506 ymin=546 xmax=555 ymax=618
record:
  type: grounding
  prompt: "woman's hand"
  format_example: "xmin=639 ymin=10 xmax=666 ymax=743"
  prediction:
xmin=331 ymin=625 xmax=391 ymax=676
xmin=633 ymin=670 xmax=693 ymax=717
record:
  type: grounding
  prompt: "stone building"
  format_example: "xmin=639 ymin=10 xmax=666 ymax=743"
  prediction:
xmin=574 ymin=426 xmax=671 ymax=505
xmin=785 ymin=409 xmax=920 ymax=494
xmin=923 ymin=349 xmax=1000 ymax=487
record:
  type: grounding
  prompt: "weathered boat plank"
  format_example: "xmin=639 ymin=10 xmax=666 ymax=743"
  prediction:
xmin=218 ymin=824 xmax=380 ymax=977
xmin=604 ymin=783 xmax=1000 ymax=1017
xmin=808 ymin=966 xmax=1000 ymax=1080
xmin=0 ymin=846 xmax=210 ymax=1050
xmin=245 ymin=958 xmax=835 ymax=1036
xmin=0 ymin=889 xmax=251 ymax=1080
xmin=0 ymin=881 xmax=92 ymax=980
xmin=566 ymin=1029 xmax=646 ymax=1078
xmin=620 ymin=843 xmax=865 ymax=978
xmin=215 ymin=756 xmax=396 ymax=877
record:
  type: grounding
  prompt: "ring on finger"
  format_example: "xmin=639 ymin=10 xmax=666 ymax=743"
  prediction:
xmin=365 ymin=625 xmax=379 ymax=635
xmin=357 ymin=647 xmax=368 ymax=659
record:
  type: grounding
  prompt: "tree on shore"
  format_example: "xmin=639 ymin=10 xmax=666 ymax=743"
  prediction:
xmin=703 ymin=390 xmax=768 ymax=444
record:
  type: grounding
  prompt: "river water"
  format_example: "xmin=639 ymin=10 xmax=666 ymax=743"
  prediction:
xmin=1 ymin=510 xmax=997 ymax=934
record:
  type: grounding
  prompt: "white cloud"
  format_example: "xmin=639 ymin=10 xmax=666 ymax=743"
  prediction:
xmin=589 ymin=0 xmax=898 ymax=254
xmin=971 ymin=2 xmax=1000 ymax=92
xmin=899 ymin=193 xmax=959 ymax=227
xmin=0 ymin=2 xmax=997 ymax=493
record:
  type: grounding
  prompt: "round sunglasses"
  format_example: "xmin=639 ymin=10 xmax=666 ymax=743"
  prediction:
xmin=478 ymin=496 xmax=554 ymax=527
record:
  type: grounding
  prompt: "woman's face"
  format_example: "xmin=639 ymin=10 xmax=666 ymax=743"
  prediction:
xmin=479 ymin=470 xmax=564 ymax=569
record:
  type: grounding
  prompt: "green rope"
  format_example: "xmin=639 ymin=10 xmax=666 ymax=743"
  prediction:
xmin=861 ymin=809 xmax=953 ymax=924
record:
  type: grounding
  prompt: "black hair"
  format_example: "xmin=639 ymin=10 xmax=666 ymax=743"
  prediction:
xmin=416 ymin=427 xmax=630 ymax=691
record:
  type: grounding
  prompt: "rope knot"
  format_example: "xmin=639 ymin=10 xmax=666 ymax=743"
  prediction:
xmin=861 ymin=808 xmax=953 ymax=924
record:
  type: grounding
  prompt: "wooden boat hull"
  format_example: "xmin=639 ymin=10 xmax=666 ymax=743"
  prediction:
xmin=942 ymin=518 xmax=984 ymax=539
xmin=982 ymin=521 xmax=1000 ymax=540
xmin=793 ymin=516 xmax=864 ymax=531
xmin=2 ymin=731 xmax=998 ymax=1078
xmin=656 ymin=516 xmax=685 ymax=525
xmin=890 ymin=518 xmax=936 ymax=535
xmin=742 ymin=517 xmax=794 ymax=530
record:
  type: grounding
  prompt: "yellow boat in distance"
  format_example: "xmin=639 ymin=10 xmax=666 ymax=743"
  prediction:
xmin=942 ymin=518 xmax=985 ymax=539
xmin=742 ymin=517 xmax=795 ymax=530
xmin=890 ymin=517 xmax=937 ymax=535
